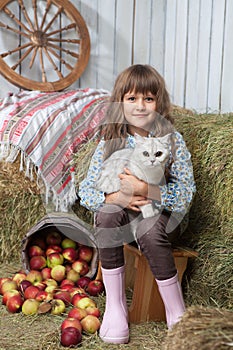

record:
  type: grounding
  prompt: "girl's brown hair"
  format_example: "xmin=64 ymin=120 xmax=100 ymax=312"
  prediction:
xmin=100 ymin=64 xmax=174 ymax=159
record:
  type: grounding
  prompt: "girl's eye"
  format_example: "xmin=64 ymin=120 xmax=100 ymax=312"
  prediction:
xmin=143 ymin=151 xmax=150 ymax=157
xmin=145 ymin=97 xmax=155 ymax=102
xmin=155 ymin=151 xmax=163 ymax=157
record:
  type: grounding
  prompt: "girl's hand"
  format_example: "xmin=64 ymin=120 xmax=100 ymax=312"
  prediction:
xmin=118 ymin=168 xmax=148 ymax=197
xmin=105 ymin=191 xmax=151 ymax=212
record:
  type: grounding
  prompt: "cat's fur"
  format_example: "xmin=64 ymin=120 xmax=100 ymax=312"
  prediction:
xmin=95 ymin=133 xmax=171 ymax=218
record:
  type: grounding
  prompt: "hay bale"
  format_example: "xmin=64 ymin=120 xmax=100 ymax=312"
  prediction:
xmin=162 ymin=306 xmax=233 ymax=350
xmin=173 ymin=113 xmax=233 ymax=309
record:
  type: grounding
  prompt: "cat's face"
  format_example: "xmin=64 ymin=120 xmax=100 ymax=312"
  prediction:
xmin=134 ymin=134 xmax=170 ymax=168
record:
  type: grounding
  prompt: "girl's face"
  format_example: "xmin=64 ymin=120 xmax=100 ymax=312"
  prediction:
xmin=123 ymin=91 xmax=157 ymax=136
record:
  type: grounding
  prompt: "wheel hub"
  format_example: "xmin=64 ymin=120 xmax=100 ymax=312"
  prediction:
xmin=31 ymin=31 xmax=47 ymax=47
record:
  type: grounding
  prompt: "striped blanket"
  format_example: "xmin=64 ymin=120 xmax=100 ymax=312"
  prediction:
xmin=0 ymin=88 xmax=110 ymax=211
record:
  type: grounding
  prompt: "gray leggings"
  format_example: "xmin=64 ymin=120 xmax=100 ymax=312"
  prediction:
xmin=95 ymin=204 xmax=180 ymax=280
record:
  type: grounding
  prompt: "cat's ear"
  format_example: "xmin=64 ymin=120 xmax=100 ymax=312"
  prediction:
xmin=158 ymin=133 xmax=172 ymax=146
xmin=134 ymin=133 xmax=145 ymax=143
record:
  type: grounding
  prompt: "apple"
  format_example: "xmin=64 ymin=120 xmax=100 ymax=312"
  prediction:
xmin=61 ymin=238 xmax=77 ymax=249
xmin=65 ymin=264 xmax=72 ymax=273
xmin=60 ymin=327 xmax=82 ymax=347
xmin=26 ymin=270 xmax=43 ymax=284
xmin=72 ymin=260 xmax=89 ymax=276
xmin=6 ymin=294 xmax=24 ymax=313
xmin=51 ymin=265 xmax=66 ymax=282
xmin=87 ymin=280 xmax=104 ymax=296
xmin=50 ymin=299 xmax=66 ymax=315
xmin=45 ymin=245 xmax=62 ymax=256
xmin=71 ymin=293 xmax=87 ymax=307
xmin=78 ymin=245 xmax=93 ymax=263
xmin=47 ymin=253 xmax=64 ymax=268
xmin=22 ymin=299 xmax=40 ymax=315
xmin=34 ymin=281 xmax=46 ymax=290
xmin=68 ymin=307 xmax=87 ymax=321
xmin=28 ymin=245 xmax=44 ymax=257
xmin=61 ymin=317 xmax=82 ymax=333
xmin=45 ymin=285 xmax=57 ymax=294
xmin=60 ymin=279 xmax=75 ymax=288
xmin=43 ymin=278 xmax=58 ymax=287
xmin=35 ymin=290 xmax=53 ymax=302
xmin=66 ymin=269 xmax=80 ymax=283
xmin=0 ymin=280 xmax=18 ymax=295
xmin=76 ymin=276 xmax=91 ymax=290
xmin=62 ymin=248 xmax=77 ymax=262
xmin=12 ymin=272 xmax=27 ymax=286
xmin=76 ymin=296 xmax=96 ymax=310
xmin=20 ymin=280 xmax=32 ymax=293
xmin=46 ymin=231 xmax=62 ymax=246
xmin=54 ymin=291 xmax=71 ymax=306
xmin=29 ymin=255 xmax=47 ymax=270
xmin=2 ymin=290 xmax=20 ymax=305
xmin=24 ymin=285 xmax=40 ymax=299
xmin=86 ymin=306 xmax=101 ymax=318
xmin=41 ymin=267 xmax=52 ymax=280
xmin=60 ymin=284 xmax=75 ymax=293
xmin=81 ymin=315 xmax=101 ymax=334
xmin=0 ymin=278 xmax=12 ymax=293
xmin=70 ymin=287 xmax=86 ymax=298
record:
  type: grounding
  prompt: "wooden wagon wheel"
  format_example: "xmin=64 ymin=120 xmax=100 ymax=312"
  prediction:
xmin=0 ymin=0 xmax=90 ymax=91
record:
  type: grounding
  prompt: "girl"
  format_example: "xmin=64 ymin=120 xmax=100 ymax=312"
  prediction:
xmin=78 ymin=64 xmax=196 ymax=344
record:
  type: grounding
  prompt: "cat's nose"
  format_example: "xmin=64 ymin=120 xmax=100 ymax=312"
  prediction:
xmin=150 ymin=160 xmax=155 ymax=165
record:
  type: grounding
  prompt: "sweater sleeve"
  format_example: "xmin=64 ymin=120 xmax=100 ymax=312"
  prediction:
xmin=78 ymin=140 xmax=106 ymax=211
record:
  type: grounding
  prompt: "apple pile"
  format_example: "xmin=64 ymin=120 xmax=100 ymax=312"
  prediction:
xmin=0 ymin=231 xmax=105 ymax=347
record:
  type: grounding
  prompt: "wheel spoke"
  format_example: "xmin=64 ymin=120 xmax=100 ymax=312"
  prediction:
xmin=0 ymin=21 xmax=30 ymax=38
xmin=39 ymin=47 xmax=46 ymax=82
xmin=3 ymin=6 xmax=32 ymax=33
xmin=11 ymin=46 xmax=34 ymax=70
xmin=0 ymin=42 xmax=32 ymax=58
xmin=18 ymin=0 xmax=35 ymax=31
xmin=39 ymin=0 xmax=52 ymax=30
xmin=47 ymin=38 xmax=81 ymax=45
xmin=33 ymin=0 xmax=39 ymax=30
xmin=47 ymin=46 xmax=73 ymax=71
xmin=43 ymin=5 xmax=63 ymax=33
xmin=43 ymin=47 xmax=64 ymax=79
xmin=29 ymin=46 xmax=38 ymax=68
xmin=47 ymin=42 xmax=79 ymax=59
xmin=46 ymin=23 xmax=76 ymax=37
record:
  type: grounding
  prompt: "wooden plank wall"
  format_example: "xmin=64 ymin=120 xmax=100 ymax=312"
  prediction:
xmin=0 ymin=0 xmax=232 ymax=113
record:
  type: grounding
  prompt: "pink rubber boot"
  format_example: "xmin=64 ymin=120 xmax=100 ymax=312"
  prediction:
xmin=156 ymin=273 xmax=186 ymax=329
xmin=99 ymin=265 xmax=129 ymax=344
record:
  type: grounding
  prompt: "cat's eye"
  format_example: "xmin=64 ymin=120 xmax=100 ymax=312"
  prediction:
xmin=155 ymin=151 xmax=163 ymax=157
xmin=143 ymin=151 xmax=150 ymax=157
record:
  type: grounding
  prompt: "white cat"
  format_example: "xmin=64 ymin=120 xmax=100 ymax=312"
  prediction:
xmin=95 ymin=133 xmax=171 ymax=218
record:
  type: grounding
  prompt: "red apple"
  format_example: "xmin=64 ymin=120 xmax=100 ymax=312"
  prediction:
xmin=2 ymin=290 xmax=20 ymax=305
xmin=28 ymin=245 xmax=44 ymax=257
xmin=0 ymin=280 xmax=18 ymax=295
xmin=68 ymin=307 xmax=87 ymax=321
xmin=0 ymin=278 xmax=12 ymax=293
xmin=72 ymin=260 xmax=89 ymax=276
xmin=12 ymin=272 xmax=27 ymax=286
xmin=47 ymin=253 xmax=64 ymax=268
xmin=60 ymin=284 xmax=75 ymax=293
xmin=46 ymin=231 xmax=62 ymax=246
xmin=24 ymin=285 xmax=40 ymax=299
xmin=81 ymin=315 xmax=101 ymax=334
xmin=78 ymin=245 xmax=93 ymax=263
xmin=50 ymin=299 xmax=66 ymax=315
xmin=62 ymin=248 xmax=77 ymax=262
xmin=41 ymin=267 xmax=52 ymax=280
xmin=61 ymin=317 xmax=82 ymax=333
xmin=45 ymin=245 xmax=62 ymax=256
xmin=76 ymin=296 xmax=96 ymax=310
xmin=20 ymin=280 xmax=32 ymax=293
xmin=60 ymin=279 xmax=75 ymax=288
xmin=34 ymin=281 xmax=46 ymax=290
xmin=66 ymin=269 xmax=80 ymax=283
xmin=71 ymin=292 xmax=87 ymax=307
xmin=54 ymin=291 xmax=71 ymax=306
xmin=26 ymin=270 xmax=43 ymax=284
xmin=30 ymin=237 xmax=46 ymax=250
xmin=61 ymin=238 xmax=77 ymax=249
xmin=87 ymin=280 xmax=104 ymax=296
xmin=76 ymin=276 xmax=91 ymax=290
xmin=51 ymin=264 xmax=66 ymax=282
xmin=70 ymin=287 xmax=86 ymax=298
xmin=22 ymin=299 xmax=40 ymax=315
xmin=29 ymin=255 xmax=47 ymax=270
xmin=35 ymin=290 xmax=53 ymax=302
xmin=6 ymin=294 xmax=24 ymax=313
xmin=60 ymin=327 xmax=82 ymax=347
xmin=86 ymin=306 xmax=101 ymax=318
